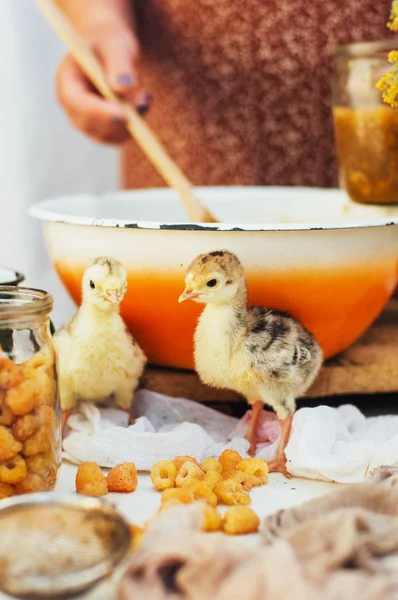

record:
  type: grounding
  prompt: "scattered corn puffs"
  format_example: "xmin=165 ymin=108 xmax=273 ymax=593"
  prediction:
xmin=215 ymin=479 xmax=251 ymax=506
xmin=218 ymin=449 xmax=242 ymax=473
xmin=173 ymin=456 xmax=198 ymax=471
xmin=202 ymin=505 xmax=222 ymax=532
xmin=76 ymin=462 xmax=108 ymax=497
xmin=158 ymin=498 xmax=184 ymax=513
xmin=161 ymin=487 xmax=195 ymax=505
xmin=181 ymin=480 xmax=218 ymax=507
xmin=236 ymin=458 xmax=269 ymax=486
xmin=223 ymin=507 xmax=260 ymax=535
xmin=203 ymin=470 xmax=222 ymax=490
xmin=107 ymin=462 xmax=138 ymax=493
xmin=151 ymin=460 xmax=178 ymax=490
xmin=222 ymin=470 xmax=253 ymax=492
xmin=200 ymin=458 xmax=222 ymax=474
xmin=175 ymin=461 xmax=205 ymax=487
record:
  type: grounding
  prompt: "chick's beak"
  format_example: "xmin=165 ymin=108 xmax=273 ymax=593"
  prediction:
xmin=104 ymin=289 xmax=118 ymax=304
xmin=178 ymin=287 xmax=199 ymax=303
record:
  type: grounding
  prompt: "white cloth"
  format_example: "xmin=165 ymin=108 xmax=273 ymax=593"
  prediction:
xmin=0 ymin=0 xmax=118 ymax=327
xmin=286 ymin=404 xmax=398 ymax=483
xmin=63 ymin=390 xmax=398 ymax=483
xmin=63 ymin=392 xmax=250 ymax=468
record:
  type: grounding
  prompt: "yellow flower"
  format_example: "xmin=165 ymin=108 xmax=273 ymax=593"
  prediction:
xmin=388 ymin=51 xmax=398 ymax=64
xmin=376 ymin=51 xmax=398 ymax=108
xmin=388 ymin=0 xmax=398 ymax=31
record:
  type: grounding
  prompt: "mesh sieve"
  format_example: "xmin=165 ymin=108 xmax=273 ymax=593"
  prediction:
xmin=0 ymin=493 xmax=131 ymax=598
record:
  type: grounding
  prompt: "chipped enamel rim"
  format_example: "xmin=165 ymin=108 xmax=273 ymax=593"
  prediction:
xmin=29 ymin=187 xmax=398 ymax=232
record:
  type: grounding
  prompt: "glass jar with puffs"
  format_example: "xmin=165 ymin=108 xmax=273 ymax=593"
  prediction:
xmin=333 ymin=40 xmax=398 ymax=205
xmin=0 ymin=287 xmax=60 ymax=497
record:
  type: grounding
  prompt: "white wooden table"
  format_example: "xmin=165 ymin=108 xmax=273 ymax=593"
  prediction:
xmin=0 ymin=463 xmax=335 ymax=600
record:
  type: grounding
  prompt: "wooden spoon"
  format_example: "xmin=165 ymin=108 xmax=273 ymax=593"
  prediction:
xmin=35 ymin=0 xmax=218 ymax=224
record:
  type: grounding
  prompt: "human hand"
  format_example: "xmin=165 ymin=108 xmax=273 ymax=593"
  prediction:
xmin=56 ymin=23 xmax=150 ymax=144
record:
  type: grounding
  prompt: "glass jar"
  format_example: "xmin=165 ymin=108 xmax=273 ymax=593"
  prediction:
xmin=0 ymin=287 xmax=61 ymax=498
xmin=333 ymin=40 xmax=398 ymax=204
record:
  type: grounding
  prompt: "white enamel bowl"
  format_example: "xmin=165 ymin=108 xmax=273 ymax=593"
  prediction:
xmin=30 ymin=187 xmax=398 ymax=369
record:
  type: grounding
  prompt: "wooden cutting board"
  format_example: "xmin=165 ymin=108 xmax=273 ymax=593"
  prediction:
xmin=140 ymin=299 xmax=398 ymax=403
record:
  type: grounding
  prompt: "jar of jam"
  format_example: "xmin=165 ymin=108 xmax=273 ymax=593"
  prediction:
xmin=0 ymin=287 xmax=61 ymax=497
xmin=333 ymin=40 xmax=398 ymax=205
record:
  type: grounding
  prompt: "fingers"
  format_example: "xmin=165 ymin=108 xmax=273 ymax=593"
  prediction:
xmin=56 ymin=54 xmax=131 ymax=145
xmin=95 ymin=32 xmax=139 ymax=97
xmin=94 ymin=32 xmax=152 ymax=114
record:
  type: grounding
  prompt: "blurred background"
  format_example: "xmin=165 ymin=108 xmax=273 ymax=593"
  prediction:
xmin=0 ymin=0 xmax=118 ymax=325
xmin=1 ymin=0 xmax=396 ymax=330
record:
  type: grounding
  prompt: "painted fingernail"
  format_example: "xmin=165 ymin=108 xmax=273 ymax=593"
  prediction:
xmin=137 ymin=104 xmax=149 ymax=115
xmin=117 ymin=74 xmax=135 ymax=86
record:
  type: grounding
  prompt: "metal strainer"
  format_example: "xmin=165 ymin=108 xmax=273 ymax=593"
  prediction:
xmin=0 ymin=492 xmax=131 ymax=599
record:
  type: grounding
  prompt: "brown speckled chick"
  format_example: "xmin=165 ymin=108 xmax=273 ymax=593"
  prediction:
xmin=179 ymin=250 xmax=323 ymax=476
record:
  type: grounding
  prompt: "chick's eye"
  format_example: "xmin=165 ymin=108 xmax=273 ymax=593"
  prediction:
xmin=89 ymin=280 xmax=95 ymax=289
xmin=206 ymin=279 xmax=218 ymax=288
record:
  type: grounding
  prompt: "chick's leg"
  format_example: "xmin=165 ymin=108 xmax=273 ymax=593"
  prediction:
xmin=267 ymin=415 xmax=293 ymax=478
xmin=61 ymin=409 xmax=72 ymax=437
xmin=245 ymin=401 xmax=265 ymax=456
xmin=123 ymin=409 xmax=134 ymax=426
xmin=114 ymin=383 xmax=134 ymax=425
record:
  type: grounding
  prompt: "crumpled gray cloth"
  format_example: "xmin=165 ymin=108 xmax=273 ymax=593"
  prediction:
xmin=118 ymin=466 xmax=398 ymax=600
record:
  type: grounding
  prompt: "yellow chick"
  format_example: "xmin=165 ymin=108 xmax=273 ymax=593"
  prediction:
xmin=54 ymin=257 xmax=146 ymax=432
xmin=179 ymin=250 xmax=323 ymax=476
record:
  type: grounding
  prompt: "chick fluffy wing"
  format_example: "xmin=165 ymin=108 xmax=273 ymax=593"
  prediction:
xmin=245 ymin=307 xmax=318 ymax=381
xmin=126 ymin=333 xmax=147 ymax=379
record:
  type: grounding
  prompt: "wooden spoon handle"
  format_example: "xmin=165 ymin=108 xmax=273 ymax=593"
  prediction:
xmin=35 ymin=0 xmax=217 ymax=223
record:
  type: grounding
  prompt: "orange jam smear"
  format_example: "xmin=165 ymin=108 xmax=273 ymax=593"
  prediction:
xmin=56 ymin=260 xmax=397 ymax=370
xmin=333 ymin=106 xmax=398 ymax=205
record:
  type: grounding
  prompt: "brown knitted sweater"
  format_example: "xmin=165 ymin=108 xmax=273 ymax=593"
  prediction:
xmin=122 ymin=0 xmax=393 ymax=189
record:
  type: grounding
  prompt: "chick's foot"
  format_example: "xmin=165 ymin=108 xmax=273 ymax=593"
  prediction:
xmin=267 ymin=457 xmax=291 ymax=479
xmin=267 ymin=415 xmax=293 ymax=478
